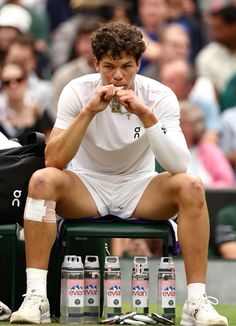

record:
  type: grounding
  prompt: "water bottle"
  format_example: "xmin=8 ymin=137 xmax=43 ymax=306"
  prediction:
xmin=84 ymin=255 xmax=100 ymax=323
xmin=157 ymin=257 xmax=176 ymax=323
xmin=60 ymin=255 xmax=84 ymax=324
xmin=132 ymin=256 xmax=149 ymax=314
xmin=104 ymin=256 xmax=122 ymax=318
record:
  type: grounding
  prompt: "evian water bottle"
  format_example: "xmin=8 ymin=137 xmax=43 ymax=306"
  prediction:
xmin=132 ymin=256 xmax=149 ymax=314
xmin=84 ymin=255 xmax=100 ymax=324
xmin=60 ymin=255 xmax=84 ymax=324
xmin=104 ymin=256 xmax=122 ymax=318
xmin=158 ymin=257 xmax=176 ymax=323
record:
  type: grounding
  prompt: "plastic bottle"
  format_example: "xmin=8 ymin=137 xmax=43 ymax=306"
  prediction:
xmin=157 ymin=257 xmax=176 ymax=323
xmin=84 ymin=255 xmax=100 ymax=323
xmin=103 ymin=256 xmax=122 ymax=318
xmin=60 ymin=255 xmax=84 ymax=324
xmin=132 ymin=256 xmax=149 ymax=314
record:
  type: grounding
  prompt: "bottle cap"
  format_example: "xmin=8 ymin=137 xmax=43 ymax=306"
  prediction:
xmin=84 ymin=255 xmax=100 ymax=269
xmin=62 ymin=255 xmax=84 ymax=270
xmin=133 ymin=256 xmax=149 ymax=273
xmin=104 ymin=256 xmax=120 ymax=271
xmin=159 ymin=257 xmax=175 ymax=271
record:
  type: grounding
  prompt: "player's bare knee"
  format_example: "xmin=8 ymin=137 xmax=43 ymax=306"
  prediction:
xmin=28 ymin=167 xmax=58 ymax=197
xmin=178 ymin=174 xmax=205 ymax=207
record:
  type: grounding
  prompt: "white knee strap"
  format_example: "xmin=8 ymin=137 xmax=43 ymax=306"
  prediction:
xmin=24 ymin=197 xmax=56 ymax=223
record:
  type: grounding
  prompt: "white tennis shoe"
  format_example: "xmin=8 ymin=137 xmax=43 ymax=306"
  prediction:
xmin=180 ymin=295 xmax=228 ymax=326
xmin=10 ymin=294 xmax=50 ymax=324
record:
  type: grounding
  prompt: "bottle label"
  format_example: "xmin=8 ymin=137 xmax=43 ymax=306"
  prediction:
xmin=132 ymin=280 xmax=148 ymax=307
xmin=84 ymin=278 xmax=100 ymax=306
xmin=160 ymin=279 xmax=176 ymax=308
xmin=67 ymin=279 xmax=84 ymax=307
xmin=104 ymin=279 xmax=121 ymax=307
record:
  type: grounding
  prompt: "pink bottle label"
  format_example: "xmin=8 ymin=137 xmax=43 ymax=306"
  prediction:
xmin=84 ymin=278 xmax=100 ymax=306
xmin=67 ymin=279 xmax=84 ymax=307
xmin=104 ymin=279 xmax=121 ymax=307
xmin=160 ymin=279 xmax=176 ymax=308
xmin=132 ymin=280 xmax=148 ymax=307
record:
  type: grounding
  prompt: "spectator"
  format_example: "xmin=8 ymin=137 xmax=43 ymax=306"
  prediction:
xmin=108 ymin=0 xmax=131 ymax=24
xmin=2 ymin=0 xmax=49 ymax=44
xmin=167 ymin=0 xmax=206 ymax=62
xmin=46 ymin=0 xmax=73 ymax=34
xmin=218 ymin=72 xmax=236 ymax=111
xmin=4 ymin=34 xmax=54 ymax=120
xmin=143 ymin=23 xmax=191 ymax=79
xmin=196 ymin=4 xmax=236 ymax=112
xmin=180 ymin=101 xmax=235 ymax=188
xmin=21 ymin=0 xmax=47 ymax=15
xmin=0 ymin=62 xmax=53 ymax=142
xmin=136 ymin=0 xmax=169 ymax=73
xmin=49 ymin=0 xmax=115 ymax=71
xmin=51 ymin=17 xmax=103 ymax=110
xmin=1 ymin=0 xmax=50 ymax=77
xmin=220 ymin=106 xmax=236 ymax=176
xmin=215 ymin=203 xmax=236 ymax=259
xmin=143 ymin=22 xmax=217 ymax=124
xmin=0 ymin=3 xmax=31 ymax=66
xmin=160 ymin=59 xmax=221 ymax=143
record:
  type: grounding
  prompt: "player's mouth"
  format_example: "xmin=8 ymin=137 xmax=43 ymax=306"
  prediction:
xmin=114 ymin=85 xmax=125 ymax=90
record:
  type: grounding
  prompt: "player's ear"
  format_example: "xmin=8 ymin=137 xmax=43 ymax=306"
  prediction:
xmin=94 ymin=57 xmax=100 ymax=72
xmin=136 ymin=59 xmax=141 ymax=72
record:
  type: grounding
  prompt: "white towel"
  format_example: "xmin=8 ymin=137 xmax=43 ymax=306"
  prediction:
xmin=0 ymin=132 xmax=21 ymax=149
xmin=0 ymin=301 xmax=11 ymax=320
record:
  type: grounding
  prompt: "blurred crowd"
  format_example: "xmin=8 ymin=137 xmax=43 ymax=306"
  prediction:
xmin=0 ymin=0 xmax=236 ymax=258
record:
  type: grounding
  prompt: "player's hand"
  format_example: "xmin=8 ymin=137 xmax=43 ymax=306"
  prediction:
xmin=83 ymin=84 xmax=117 ymax=115
xmin=116 ymin=89 xmax=157 ymax=127
xmin=115 ymin=88 xmax=146 ymax=115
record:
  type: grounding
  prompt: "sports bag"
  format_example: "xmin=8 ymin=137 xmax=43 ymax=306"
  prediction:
xmin=0 ymin=132 xmax=45 ymax=225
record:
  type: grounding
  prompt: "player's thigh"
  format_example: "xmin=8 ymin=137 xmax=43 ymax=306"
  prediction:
xmin=132 ymin=172 xmax=187 ymax=220
xmin=55 ymin=170 xmax=99 ymax=218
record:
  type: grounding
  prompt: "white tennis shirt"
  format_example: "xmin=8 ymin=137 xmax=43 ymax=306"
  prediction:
xmin=55 ymin=73 xmax=189 ymax=176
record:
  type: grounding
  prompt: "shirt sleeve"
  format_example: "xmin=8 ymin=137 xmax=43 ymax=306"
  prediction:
xmin=54 ymin=82 xmax=83 ymax=130
xmin=145 ymin=89 xmax=191 ymax=174
xmin=145 ymin=122 xmax=191 ymax=174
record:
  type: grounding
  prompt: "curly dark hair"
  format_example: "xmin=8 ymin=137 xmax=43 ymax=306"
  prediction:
xmin=211 ymin=4 xmax=236 ymax=24
xmin=91 ymin=22 xmax=146 ymax=62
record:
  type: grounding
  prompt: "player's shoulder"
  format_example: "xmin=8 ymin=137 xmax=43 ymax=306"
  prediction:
xmin=68 ymin=73 xmax=102 ymax=89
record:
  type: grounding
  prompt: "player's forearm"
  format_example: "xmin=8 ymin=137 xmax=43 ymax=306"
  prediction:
xmin=145 ymin=122 xmax=191 ymax=174
xmin=45 ymin=109 xmax=95 ymax=169
xmin=137 ymin=110 xmax=158 ymax=128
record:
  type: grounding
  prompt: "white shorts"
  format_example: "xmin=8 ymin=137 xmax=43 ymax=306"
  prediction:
xmin=75 ymin=171 xmax=157 ymax=218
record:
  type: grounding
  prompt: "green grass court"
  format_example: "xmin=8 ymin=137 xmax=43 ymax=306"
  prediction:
xmin=1 ymin=304 xmax=235 ymax=325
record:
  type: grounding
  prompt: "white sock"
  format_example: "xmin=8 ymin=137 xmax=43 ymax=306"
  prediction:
xmin=187 ymin=283 xmax=206 ymax=301
xmin=26 ymin=268 xmax=48 ymax=296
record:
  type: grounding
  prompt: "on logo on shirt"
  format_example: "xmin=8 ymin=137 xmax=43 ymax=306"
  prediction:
xmin=134 ymin=127 xmax=141 ymax=139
